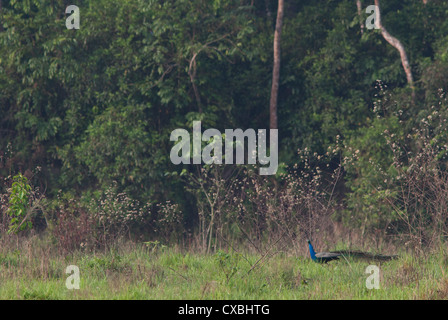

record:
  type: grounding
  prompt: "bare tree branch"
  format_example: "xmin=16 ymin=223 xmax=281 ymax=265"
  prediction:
xmin=188 ymin=33 xmax=233 ymax=114
xmin=356 ymin=0 xmax=364 ymax=35
xmin=0 ymin=0 xmax=3 ymax=32
xmin=374 ymin=0 xmax=415 ymax=98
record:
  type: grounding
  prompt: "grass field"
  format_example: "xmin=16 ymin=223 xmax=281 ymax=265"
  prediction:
xmin=1 ymin=237 xmax=448 ymax=300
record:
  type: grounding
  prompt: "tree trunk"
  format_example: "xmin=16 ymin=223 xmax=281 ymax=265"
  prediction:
xmin=356 ymin=0 xmax=364 ymax=35
xmin=374 ymin=0 xmax=415 ymax=98
xmin=269 ymin=0 xmax=284 ymax=130
xmin=0 ymin=0 xmax=3 ymax=32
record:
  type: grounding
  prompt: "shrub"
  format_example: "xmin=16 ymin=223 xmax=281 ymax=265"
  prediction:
xmin=0 ymin=172 xmax=47 ymax=236
xmin=151 ymin=201 xmax=183 ymax=243
xmin=86 ymin=183 xmax=149 ymax=249
xmin=51 ymin=183 xmax=149 ymax=252
xmin=343 ymin=88 xmax=448 ymax=251
xmin=7 ymin=173 xmax=33 ymax=234
xmin=51 ymin=199 xmax=97 ymax=253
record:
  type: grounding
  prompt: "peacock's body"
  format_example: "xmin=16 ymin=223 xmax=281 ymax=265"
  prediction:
xmin=308 ymin=240 xmax=341 ymax=263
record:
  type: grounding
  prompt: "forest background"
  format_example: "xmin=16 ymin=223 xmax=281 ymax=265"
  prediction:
xmin=1 ymin=0 xmax=448 ymax=255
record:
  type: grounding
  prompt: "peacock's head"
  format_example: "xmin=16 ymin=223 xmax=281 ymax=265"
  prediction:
xmin=307 ymin=239 xmax=311 ymax=244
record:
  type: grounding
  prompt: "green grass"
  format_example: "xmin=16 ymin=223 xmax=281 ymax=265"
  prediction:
xmin=0 ymin=240 xmax=447 ymax=300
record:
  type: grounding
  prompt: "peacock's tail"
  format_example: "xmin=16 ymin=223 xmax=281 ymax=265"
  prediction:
xmin=329 ymin=250 xmax=399 ymax=261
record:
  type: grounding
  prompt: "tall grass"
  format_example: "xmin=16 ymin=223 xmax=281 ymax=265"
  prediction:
xmin=0 ymin=237 xmax=447 ymax=300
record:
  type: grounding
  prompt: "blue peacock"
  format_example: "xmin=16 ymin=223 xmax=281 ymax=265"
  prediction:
xmin=307 ymin=239 xmax=398 ymax=263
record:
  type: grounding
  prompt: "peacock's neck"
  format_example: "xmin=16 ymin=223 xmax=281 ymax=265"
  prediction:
xmin=309 ymin=243 xmax=317 ymax=260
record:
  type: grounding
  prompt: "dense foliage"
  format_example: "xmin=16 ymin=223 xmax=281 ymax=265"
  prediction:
xmin=1 ymin=0 xmax=448 ymax=247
